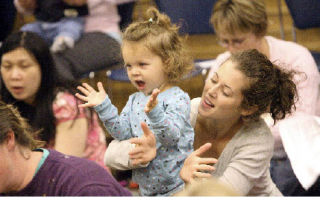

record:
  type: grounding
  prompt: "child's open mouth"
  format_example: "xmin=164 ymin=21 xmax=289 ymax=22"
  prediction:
xmin=135 ymin=80 xmax=146 ymax=89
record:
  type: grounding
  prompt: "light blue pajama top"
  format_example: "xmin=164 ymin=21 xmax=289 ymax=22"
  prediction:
xmin=94 ymin=86 xmax=194 ymax=196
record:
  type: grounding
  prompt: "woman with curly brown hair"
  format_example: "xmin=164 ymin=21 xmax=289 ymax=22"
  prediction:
xmin=179 ymin=49 xmax=297 ymax=196
xmin=105 ymin=49 xmax=298 ymax=196
xmin=208 ymin=0 xmax=320 ymax=196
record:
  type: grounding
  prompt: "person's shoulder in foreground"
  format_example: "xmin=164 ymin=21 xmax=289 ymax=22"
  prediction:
xmin=5 ymin=149 xmax=132 ymax=196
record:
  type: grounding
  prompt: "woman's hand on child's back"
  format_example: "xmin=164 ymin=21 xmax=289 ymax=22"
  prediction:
xmin=129 ymin=122 xmax=157 ymax=166
xmin=144 ymin=89 xmax=160 ymax=113
xmin=180 ymin=143 xmax=218 ymax=184
xmin=76 ymin=82 xmax=107 ymax=108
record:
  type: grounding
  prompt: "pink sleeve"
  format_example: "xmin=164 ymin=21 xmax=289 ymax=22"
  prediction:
xmin=270 ymin=42 xmax=320 ymax=151
xmin=53 ymin=92 xmax=87 ymax=125
xmin=291 ymin=51 xmax=320 ymax=115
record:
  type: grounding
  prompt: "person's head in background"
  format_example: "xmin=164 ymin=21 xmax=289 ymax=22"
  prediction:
xmin=0 ymin=31 xmax=57 ymax=105
xmin=201 ymin=49 xmax=297 ymax=125
xmin=0 ymin=31 xmax=77 ymax=142
xmin=211 ymin=0 xmax=268 ymax=55
xmin=0 ymin=101 xmax=44 ymax=193
xmin=121 ymin=7 xmax=193 ymax=95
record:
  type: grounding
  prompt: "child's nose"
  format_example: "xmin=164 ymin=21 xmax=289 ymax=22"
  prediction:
xmin=131 ymin=67 xmax=141 ymax=75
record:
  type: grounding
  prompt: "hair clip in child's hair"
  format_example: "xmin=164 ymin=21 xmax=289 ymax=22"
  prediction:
xmin=148 ymin=18 xmax=153 ymax=23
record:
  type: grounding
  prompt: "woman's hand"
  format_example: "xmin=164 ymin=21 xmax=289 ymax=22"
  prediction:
xmin=76 ymin=82 xmax=107 ymax=108
xmin=144 ymin=89 xmax=160 ymax=113
xmin=129 ymin=122 xmax=157 ymax=166
xmin=180 ymin=143 xmax=218 ymax=184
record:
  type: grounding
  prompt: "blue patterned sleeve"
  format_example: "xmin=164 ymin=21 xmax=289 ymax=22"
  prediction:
xmin=94 ymin=95 xmax=133 ymax=140
xmin=147 ymin=91 xmax=192 ymax=147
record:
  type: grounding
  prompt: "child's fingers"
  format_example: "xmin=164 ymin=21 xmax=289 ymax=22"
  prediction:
xmin=130 ymin=137 xmax=143 ymax=147
xmin=146 ymin=96 xmax=154 ymax=108
xmin=77 ymin=86 xmax=90 ymax=96
xmin=144 ymin=106 xmax=151 ymax=113
xmin=140 ymin=122 xmax=153 ymax=138
xmin=97 ymin=82 xmax=105 ymax=93
xmin=82 ymin=82 xmax=95 ymax=92
xmin=129 ymin=151 xmax=143 ymax=160
xmin=130 ymin=159 xmax=141 ymax=166
xmin=129 ymin=147 xmax=143 ymax=156
xmin=152 ymin=88 xmax=160 ymax=98
xmin=150 ymin=90 xmax=159 ymax=104
xmin=146 ymin=97 xmax=153 ymax=107
xmin=78 ymin=103 xmax=93 ymax=108
xmin=75 ymin=93 xmax=88 ymax=102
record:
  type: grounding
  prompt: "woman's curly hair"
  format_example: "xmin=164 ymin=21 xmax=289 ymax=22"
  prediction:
xmin=230 ymin=49 xmax=299 ymax=123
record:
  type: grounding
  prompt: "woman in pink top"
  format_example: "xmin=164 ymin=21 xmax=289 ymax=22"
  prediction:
xmin=207 ymin=0 xmax=320 ymax=196
xmin=15 ymin=0 xmax=137 ymax=80
xmin=0 ymin=31 xmax=107 ymax=168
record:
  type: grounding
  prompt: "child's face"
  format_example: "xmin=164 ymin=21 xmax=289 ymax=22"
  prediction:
xmin=122 ymin=41 xmax=167 ymax=96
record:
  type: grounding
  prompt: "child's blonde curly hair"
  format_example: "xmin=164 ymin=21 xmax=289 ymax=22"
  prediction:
xmin=122 ymin=7 xmax=193 ymax=83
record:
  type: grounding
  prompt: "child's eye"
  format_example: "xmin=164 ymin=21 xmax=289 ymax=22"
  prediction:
xmin=139 ymin=62 xmax=148 ymax=67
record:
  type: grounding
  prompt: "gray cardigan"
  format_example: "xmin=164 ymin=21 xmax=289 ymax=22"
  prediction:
xmin=105 ymin=98 xmax=282 ymax=196
xmin=191 ymin=98 xmax=282 ymax=196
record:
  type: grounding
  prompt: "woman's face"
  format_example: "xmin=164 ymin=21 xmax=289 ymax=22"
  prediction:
xmin=199 ymin=59 xmax=249 ymax=121
xmin=217 ymin=31 xmax=262 ymax=54
xmin=1 ymin=48 xmax=42 ymax=105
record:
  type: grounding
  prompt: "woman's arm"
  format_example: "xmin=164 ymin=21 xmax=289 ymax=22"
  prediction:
xmin=104 ymin=139 xmax=135 ymax=170
xmin=217 ymin=135 xmax=275 ymax=196
xmin=104 ymin=122 xmax=157 ymax=169
xmin=54 ymin=117 xmax=88 ymax=157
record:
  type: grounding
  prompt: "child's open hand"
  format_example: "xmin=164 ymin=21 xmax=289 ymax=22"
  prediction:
xmin=144 ymin=88 xmax=160 ymax=113
xmin=76 ymin=82 xmax=107 ymax=108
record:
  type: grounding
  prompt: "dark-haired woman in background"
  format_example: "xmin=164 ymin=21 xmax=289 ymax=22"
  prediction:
xmin=0 ymin=31 xmax=107 ymax=168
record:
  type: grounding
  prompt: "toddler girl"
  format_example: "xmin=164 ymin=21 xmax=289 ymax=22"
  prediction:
xmin=76 ymin=7 xmax=194 ymax=196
